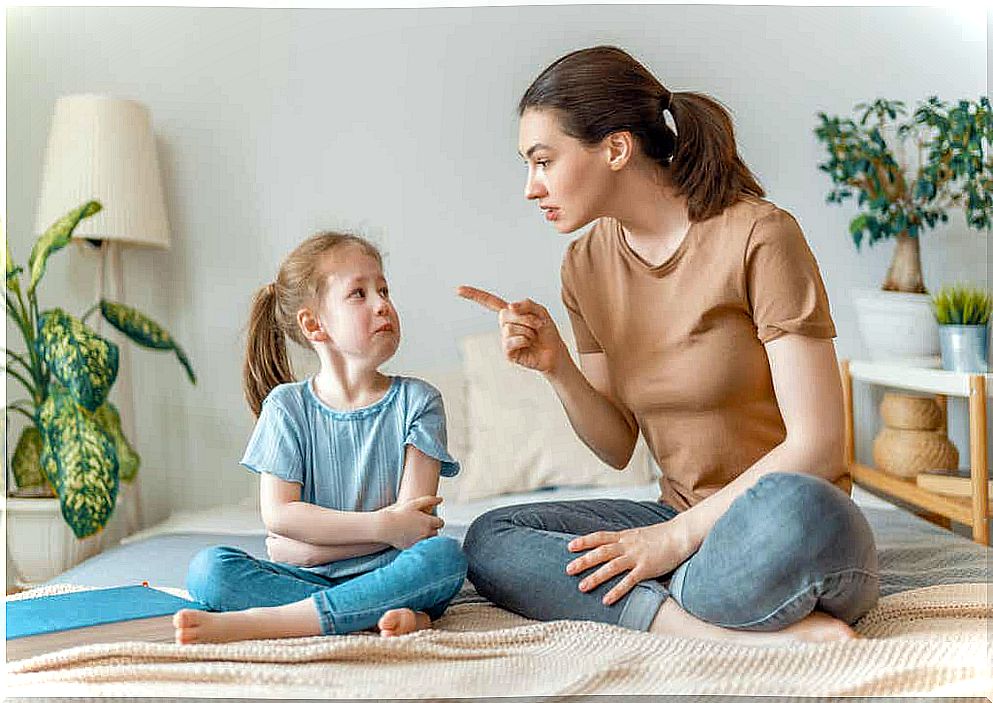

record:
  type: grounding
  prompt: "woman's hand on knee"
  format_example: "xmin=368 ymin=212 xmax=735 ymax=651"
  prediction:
xmin=457 ymin=286 xmax=566 ymax=374
xmin=565 ymin=523 xmax=694 ymax=606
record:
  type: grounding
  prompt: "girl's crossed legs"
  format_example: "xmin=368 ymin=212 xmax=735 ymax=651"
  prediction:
xmin=175 ymin=535 xmax=467 ymax=643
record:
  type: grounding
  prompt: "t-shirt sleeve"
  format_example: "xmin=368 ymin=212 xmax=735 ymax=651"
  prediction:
xmin=405 ymin=385 xmax=460 ymax=478
xmin=239 ymin=400 xmax=305 ymax=484
xmin=561 ymin=241 xmax=603 ymax=354
xmin=745 ymin=209 xmax=837 ymax=344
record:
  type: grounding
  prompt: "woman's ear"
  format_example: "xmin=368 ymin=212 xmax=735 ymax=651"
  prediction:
xmin=297 ymin=307 xmax=329 ymax=343
xmin=604 ymin=131 xmax=634 ymax=171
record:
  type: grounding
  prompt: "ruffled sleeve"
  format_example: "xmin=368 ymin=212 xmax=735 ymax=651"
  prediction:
xmin=405 ymin=384 xmax=460 ymax=478
xmin=240 ymin=400 xmax=304 ymax=484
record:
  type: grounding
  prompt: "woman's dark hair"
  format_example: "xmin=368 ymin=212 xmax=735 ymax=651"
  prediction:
xmin=519 ymin=46 xmax=764 ymax=222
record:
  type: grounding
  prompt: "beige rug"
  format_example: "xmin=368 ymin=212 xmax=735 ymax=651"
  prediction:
xmin=7 ymin=582 xmax=991 ymax=697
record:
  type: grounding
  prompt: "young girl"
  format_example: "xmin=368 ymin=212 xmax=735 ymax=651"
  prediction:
xmin=174 ymin=232 xmax=467 ymax=643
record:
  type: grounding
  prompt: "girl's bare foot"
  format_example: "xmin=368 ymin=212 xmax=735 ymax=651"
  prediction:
xmin=377 ymin=608 xmax=432 ymax=637
xmin=649 ymin=599 xmax=858 ymax=646
xmin=173 ymin=600 xmax=322 ymax=644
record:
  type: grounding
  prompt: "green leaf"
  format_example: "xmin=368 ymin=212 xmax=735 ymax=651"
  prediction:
xmin=5 ymin=230 xmax=22 ymax=292
xmin=37 ymin=308 xmax=119 ymax=411
xmin=27 ymin=201 xmax=102 ymax=295
xmin=11 ymin=426 xmax=46 ymax=489
xmin=100 ymin=300 xmax=197 ymax=384
xmin=92 ymin=402 xmax=140 ymax=482
xmin=36 ymin=383 xmax=119 ymax=539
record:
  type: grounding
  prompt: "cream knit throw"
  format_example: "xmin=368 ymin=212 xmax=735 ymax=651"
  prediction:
xmin=7 ymin=582 xmax=990 ymax=697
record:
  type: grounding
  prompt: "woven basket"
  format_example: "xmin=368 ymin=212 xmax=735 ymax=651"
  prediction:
xmin=879 ymin=393 xmax=943 ymax=431
xmin=872 ymin=428 xmax=959 ymax=478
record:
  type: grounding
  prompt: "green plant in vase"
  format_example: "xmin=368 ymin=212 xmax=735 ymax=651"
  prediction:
xmin=814 ymin=97 xmax=992 ymax=293
xmin=931 ymin=284 xmax=992 ymax=372
xmin=4 ymin=201 xmax=196 ymax=538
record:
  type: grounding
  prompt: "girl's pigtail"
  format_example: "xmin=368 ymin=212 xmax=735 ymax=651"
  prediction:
xmin=243 ymin=283 xmax=294 ymax=418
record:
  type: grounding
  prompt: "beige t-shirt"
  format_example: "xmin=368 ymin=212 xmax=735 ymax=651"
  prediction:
xmin=561 ymin=197 xmax=843 ymax=511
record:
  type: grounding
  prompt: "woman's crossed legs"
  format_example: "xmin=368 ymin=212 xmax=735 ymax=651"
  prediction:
xmin=464 ymin=472 xmax=879 ymax=645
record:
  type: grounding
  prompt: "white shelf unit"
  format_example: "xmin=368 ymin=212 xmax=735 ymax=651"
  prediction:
xmin=841 ymin=360 xmax=990 ymax=545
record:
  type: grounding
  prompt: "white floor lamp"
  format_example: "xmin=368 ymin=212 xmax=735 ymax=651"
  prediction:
xmin=33 ymin=94 xmax=172 ymax=538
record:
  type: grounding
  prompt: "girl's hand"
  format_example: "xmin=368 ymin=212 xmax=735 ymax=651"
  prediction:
xmin=457 ymin=286 xmax=567 ymax=376
xmin=565 ymin=521 xmax=697 ymax=606
xmin=266 ymin=531 xmax=325 ymax=567
xmin=378 ymin=495 xmax=445 ymax=549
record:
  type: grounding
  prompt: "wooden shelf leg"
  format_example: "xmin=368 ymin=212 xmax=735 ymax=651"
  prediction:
xmin=968 ymin=375 xmax=989 ymax=545
xmin=841 ymin=359 xmax=855 ymax=470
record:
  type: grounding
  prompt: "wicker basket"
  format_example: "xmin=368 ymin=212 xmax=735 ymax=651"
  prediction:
xmin=872 ymin=427 xmax=959 ymax=478
xmin=879 ymin=392 xmax=943 ymax=431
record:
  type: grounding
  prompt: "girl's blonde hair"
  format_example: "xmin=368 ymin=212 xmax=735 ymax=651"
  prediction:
xmin=243 ymin=231 xmax=383 ymax=417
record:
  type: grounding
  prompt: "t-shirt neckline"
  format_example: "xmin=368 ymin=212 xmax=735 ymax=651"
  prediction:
xmin=305 ymin=375 xmax=399 ymax=419
xmin=613 ymin=218 xmax=699 ymax=275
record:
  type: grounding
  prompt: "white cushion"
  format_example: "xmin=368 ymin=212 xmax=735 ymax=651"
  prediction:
xmin=442 ymin=329 xmax=659 ymax=502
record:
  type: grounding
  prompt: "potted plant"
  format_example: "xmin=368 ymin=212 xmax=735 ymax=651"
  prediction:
xmin=931 ymin=284 xmax=991 ymax=372
xmin=4 ymin=200 xmax=196 ymax=583
xmin=814 ymin=97 xmax=992 ymax=362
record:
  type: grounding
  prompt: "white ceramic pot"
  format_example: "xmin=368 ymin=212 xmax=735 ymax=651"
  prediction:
xmin=852 ymin=289 xmax=940 ymax=362
xmin=4 ymin=496 xmax=105 ymax=586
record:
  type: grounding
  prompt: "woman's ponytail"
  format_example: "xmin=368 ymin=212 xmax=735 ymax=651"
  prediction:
xmin=668 ymin=92 xmax=764 ymax=221
xmin=243 ymin=282 xmax=293 ymax=418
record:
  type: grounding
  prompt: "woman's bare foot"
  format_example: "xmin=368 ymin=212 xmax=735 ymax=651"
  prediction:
xmin=174 ymin=600 xmax=322 ymax=644
xmin=649 ymin=599 xmax=858 ymax=646
xmin=377 ymin=608 xmax=432 ymax=637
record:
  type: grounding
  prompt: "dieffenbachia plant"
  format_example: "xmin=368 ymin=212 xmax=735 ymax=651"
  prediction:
xmin=814 ymin=97 xmax=993 ymax=294
xmin=4 ymin=201 xmax=196 ymax=538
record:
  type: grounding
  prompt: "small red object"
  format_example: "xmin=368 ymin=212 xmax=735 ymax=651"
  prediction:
xmin=141 ymin=581 xmax=149 ymax=587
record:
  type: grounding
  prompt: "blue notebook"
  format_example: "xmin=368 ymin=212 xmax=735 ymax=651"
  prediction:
xmin=6 ymin=585 xmax=206 ymax=660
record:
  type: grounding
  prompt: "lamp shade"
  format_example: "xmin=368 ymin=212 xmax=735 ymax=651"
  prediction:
xmin=33 ymin=94 xmax=170 ymax=249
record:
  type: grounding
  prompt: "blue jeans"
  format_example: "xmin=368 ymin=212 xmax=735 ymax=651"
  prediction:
xmin=464 ymin=472 xmax=879 ymax=631
xmin=186 ymin=536 xmax=467 ymax=635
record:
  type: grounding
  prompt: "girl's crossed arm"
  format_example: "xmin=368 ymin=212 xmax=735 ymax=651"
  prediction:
xmin=264 ymin=445 xmax=445 ymax=565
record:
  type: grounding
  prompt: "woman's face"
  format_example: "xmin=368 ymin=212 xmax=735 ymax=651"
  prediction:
xmin=518 ymin=108 xmax=613 ymax=234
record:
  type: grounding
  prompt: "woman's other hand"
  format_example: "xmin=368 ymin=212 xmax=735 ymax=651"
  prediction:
xmin=457 ymin=285 xmax=567 ymax=375
xmin=565 ymin=521 xmax=697 ymax=606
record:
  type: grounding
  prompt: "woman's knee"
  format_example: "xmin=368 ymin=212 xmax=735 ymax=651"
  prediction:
xmin=463 ymin=505 xmax=516 ymax=561
xmin=678 ymin=472 xmax=879 ymax=628
xmin=185 ymin=545 xmax=251 ymax=607
xmin=748 ymin=472 xmax=877 ymax=571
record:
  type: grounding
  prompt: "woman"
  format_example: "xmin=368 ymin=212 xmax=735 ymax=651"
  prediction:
xmin=458 ymin=46 xmax=878 ymax=645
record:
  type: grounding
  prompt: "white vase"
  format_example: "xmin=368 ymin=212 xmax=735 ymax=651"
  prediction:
xmin=852 ymin=289 xmax=940 ymax=363
xmin=4 ymin=496 xmax=106 ymax=586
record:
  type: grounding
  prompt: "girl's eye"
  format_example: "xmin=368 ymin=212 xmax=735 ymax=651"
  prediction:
xmin=349 ymin=289 xmax=365 ymax=299
xmin=379 ymin=287 xmax=390 ymax=298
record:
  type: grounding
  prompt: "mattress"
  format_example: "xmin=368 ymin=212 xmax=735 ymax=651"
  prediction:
xmin=45 ymin=483 xmax=989 ymax=598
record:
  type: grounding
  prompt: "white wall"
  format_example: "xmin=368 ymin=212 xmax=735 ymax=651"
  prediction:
xmin=6 ymin=5 xmax=989 ymax=528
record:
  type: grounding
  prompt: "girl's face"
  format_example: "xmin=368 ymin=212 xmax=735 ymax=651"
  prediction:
xmin=313 ymin=246 xmax=400 ymax=365
xmin=518 ymin=108 xmax=613 ymax=234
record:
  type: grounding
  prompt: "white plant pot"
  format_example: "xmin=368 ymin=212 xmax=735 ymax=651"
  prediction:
xmin=4 ymin=496 xmax=105 ymax=586
xmin=852 ymin=289 xmax=940 ymax=363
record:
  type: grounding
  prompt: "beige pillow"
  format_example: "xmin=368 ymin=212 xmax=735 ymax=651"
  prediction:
xmin=444 ymin=329 xmax=659 ymax=502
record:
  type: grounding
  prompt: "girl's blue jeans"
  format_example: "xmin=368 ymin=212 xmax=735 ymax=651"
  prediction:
xmin=186 ymin=535 xmax=467 ymax=635
xmin=464 ymin=472 xmax=879 ymax=631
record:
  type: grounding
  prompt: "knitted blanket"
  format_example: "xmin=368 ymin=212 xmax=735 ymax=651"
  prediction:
xmin=7 ymin=582 xmax=990 ymax=697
